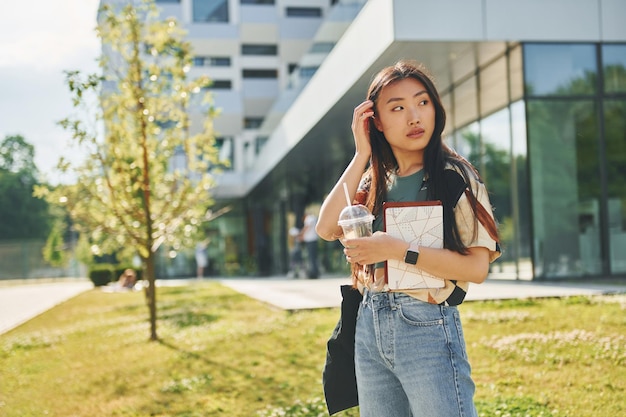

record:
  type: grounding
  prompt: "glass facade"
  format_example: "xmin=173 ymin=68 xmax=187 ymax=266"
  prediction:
xmin=419 ymin=42 xmax=625 ymax=281
xmin=525 ymin=43 xmax=626 ymax=278
xmin=527 ymin=99 xmax=601 ymax=277
xmin=207 ymin=42 xmax=625 ymax=281
xmin=605 ymin=98 xmax=626 ymax=273
xmin=445 ymin=45 xmax=532 ymax=280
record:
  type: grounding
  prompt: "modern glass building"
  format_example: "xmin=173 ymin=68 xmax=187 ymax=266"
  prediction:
xmin=111 ymin=0 xmax=626 ymax=281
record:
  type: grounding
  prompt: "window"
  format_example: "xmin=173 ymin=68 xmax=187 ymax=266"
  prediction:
xmin=478 ymin=108 xmax=517 ymax=273
xmin=453 ymin=75 xmax=478 ymax=127
xmin=241 ymin=44 xmax=278 ymax=56
xmin=604 ymin=98 xmax=626 ymax=272
xmin=206 ymin=80 xmax=232 ymax=89
xmin=602 ymin=44 xmax=626 ymax=93
xmin=241 ymin=0 xmax=274 ymax=4
xmin=310 ymin=42 xmax=334 ymax=54
xmin=288 ymin=63 xmax=298 ymax=74
xmin=479 ymin=57 xmax=508 ymax=117
xmin=524 ymin=44 xmax=597 ymax=96
xmin=215 ymin=137 xmax=234 ymax=170
xmin=509 ymin=45 xmax=524 ymax=101
xmin=193 ymin=0 xmax=229 ymax=23
xmin=193 ymin=56 xmax=231 ymax=67
xmin=255 ymin=136 xmax=269 ymax=154
xmin=299 ymin=66 xmax=318 ymax=78
xmin=244 ymin=117 xmax=264 ymax=129
xmin=286 ymin=7 xmax=322 ymax=17
xmin=242 ymin=69 xmax=278 ymax=79
xmin=528 ymin=98 xmax=601 ymax=277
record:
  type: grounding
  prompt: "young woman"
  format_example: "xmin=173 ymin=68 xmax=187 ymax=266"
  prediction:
xmin=317 ymin=60 xmax=501 ymax=417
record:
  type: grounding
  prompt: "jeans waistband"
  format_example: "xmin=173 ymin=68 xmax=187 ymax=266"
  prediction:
xmin=362 ymin=288 xmax=449 ymax=311
xmin=362 ymin=288 xmax=412 ymax=307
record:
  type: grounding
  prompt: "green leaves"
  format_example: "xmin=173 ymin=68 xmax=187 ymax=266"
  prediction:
xmin=40 ymin=0 xmax=220 ymax=260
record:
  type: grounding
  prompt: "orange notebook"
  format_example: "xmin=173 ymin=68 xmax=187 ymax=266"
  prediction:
xmin=383 ymin=201 xmax=445 ymax=290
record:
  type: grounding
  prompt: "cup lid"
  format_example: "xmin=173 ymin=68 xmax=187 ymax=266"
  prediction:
xmin=337 ymin=204 xmax=374 ymax=226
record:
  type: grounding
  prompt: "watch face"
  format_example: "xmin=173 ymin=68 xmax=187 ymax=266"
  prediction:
xmin=405 ymin=250 xmax=419 ymax=265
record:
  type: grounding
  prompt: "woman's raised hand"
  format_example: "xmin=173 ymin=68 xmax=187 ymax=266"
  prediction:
xmin=351 ymin=100 xmax=375 ymax=158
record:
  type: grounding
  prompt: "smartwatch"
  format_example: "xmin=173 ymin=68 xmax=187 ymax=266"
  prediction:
xmin=404 ymin=245 xmax=419 ymax=265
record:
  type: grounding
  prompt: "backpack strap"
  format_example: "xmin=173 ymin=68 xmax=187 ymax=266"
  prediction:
xmin=442 ymin=169 xmax=500 ymax=244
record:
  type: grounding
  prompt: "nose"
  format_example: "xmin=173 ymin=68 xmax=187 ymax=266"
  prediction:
xmin=407 ymin=107 xmax=420 ymax=125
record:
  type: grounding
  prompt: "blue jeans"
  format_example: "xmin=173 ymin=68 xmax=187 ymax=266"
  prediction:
xmin=355 ymin=290 xmax=477 ymax=417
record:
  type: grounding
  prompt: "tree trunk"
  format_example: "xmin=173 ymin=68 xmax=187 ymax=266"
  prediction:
xmin=145 ymin=252 xmax=158 ymax=341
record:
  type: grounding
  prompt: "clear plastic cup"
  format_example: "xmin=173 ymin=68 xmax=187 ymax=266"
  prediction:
xmin=338 ymin=204 xmax=383 ymax=290
xmin=338 ymin=204 xmax=374 ymax=239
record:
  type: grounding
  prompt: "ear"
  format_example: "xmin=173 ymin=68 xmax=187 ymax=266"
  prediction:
xmin=372 ymin=116 xmax=383 ymax=132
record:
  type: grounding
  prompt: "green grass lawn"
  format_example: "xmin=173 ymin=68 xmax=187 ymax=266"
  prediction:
xmin=0 ymin=282 xmax=624 ymax=417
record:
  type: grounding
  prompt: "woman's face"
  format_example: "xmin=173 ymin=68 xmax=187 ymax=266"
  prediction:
xmin=372 ymin=77 xmax=436 ymax=158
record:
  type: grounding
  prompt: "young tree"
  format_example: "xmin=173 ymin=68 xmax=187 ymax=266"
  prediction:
xmin=35 ymin=0 xmax=220 ymax=341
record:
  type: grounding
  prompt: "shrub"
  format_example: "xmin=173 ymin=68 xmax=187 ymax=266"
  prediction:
xmin=88 ymin=264 xmax=115 ymax=287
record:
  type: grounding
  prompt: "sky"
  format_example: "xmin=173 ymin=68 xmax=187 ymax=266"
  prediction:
xmin=0 ymin=0 xmax=101 ymax=183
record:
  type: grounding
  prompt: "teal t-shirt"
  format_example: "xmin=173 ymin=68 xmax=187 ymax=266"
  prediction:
xmin=372 ymin=169 xmax=428 ymax=232
xmin=373 ymin=169 xmax=428 ymax=269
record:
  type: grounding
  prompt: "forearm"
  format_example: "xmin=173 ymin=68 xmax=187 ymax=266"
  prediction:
xmin=416 ymin=246 xmax=490 ymax=283
xmin=343 ymin=234 xmax=490 ymax=284
xmin=316 ymin=153 xmax=370 ymax=241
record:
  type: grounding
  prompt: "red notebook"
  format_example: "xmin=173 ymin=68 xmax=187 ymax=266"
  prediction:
xmin=383 ymin=201 xmax=445 ymax=290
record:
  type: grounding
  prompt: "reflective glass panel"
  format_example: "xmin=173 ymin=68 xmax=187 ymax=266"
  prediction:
xmin=480 ymin=109 xmax=513 ymax=277
xmin=241 ymin=0 xmax=274 ymax=4
xmin=524 ymin=44 xmax=597 ymax=96
xmin=480 ymin=57 xmax=508 ymax=117
xmin=604 ymin=99 xmax=626 ymax=273
xmin=441 ymin=92 xmax=453 ymax=133
xmin=509 ymin=45 xmax=523 ymax=101
xmin=193 ymin=0 xmax=229 ymax=22
xmin=286 ymin=7 xmax=322 ymax=17
xmin=478 ymin=42 xmax=506 ymax=67
xmin=453 ymin=76 xmax=478 ymax=127
xmin=528 ymin=99 xmax=601 ymax=277
xmin=511 ymin=100 xmax=532 ymax=279
xmin=455 ymin=122 xmax=480 ymax=166
xmin=241 ymin=44 xmax=278 ymax=55
xmin=602 ymin=44 xmax=626 ymax=93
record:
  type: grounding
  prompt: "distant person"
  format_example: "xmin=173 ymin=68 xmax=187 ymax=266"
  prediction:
xmin=195 ymin=241 xmax=209 ymax=278
xmin=287 ymin=226 xmax=304 ymax=278
xmin=300 ymin=212 xmax=320 ymax=279
xmin=118 ymin=269 xmax=137 ymax=289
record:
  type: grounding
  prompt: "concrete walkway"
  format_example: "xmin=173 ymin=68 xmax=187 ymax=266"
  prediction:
xmin=0 ymin=280 xmax=93 ymax=335
xmin=1 ymin=276 xmax=624 ymax=335
xmin=220 ymin=276 xmax=626 ymax=310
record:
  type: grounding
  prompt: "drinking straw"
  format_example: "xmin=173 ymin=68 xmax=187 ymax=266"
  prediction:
xmin=343 ymin=182 xmax=351 ymax=206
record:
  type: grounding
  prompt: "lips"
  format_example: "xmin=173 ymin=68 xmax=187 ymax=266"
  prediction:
xmin=407 ymin=128 xmax=425 ymax=138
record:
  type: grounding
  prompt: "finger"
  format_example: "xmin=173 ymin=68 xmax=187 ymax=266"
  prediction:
xmin=352 ymin=102 xmax=374 ymax=122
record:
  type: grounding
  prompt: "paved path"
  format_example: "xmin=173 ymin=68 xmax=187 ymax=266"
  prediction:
xmin=0 ymin=280 xmax=93 ymax=335
xmin=1 ymin=277 xmax=624 ymax=335
xmin=220 ymin=276 xmax=626 ymax=310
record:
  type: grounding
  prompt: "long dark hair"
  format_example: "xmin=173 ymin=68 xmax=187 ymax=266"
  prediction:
xmin=363 ymin=60 xmax=481 ymax=254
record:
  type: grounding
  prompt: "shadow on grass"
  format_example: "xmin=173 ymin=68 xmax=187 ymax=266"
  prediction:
xmin=156 ymin=338 xmax=250 ymax=377
xmin=159 ymin=310 xmax=221 ymax=328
